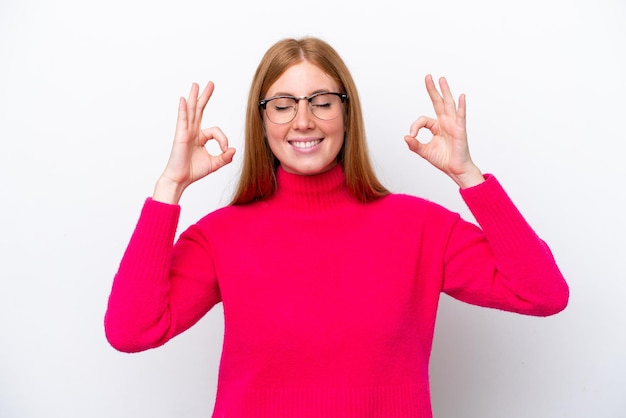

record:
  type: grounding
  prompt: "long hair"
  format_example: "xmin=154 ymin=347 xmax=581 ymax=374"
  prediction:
xmin=230 ymin=37 xmax=389 ymax=205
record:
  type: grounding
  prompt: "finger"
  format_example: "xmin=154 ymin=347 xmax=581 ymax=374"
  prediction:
xmin=457 ymin=93 xmax=467 ymax=122
xmin=424 ymin=74 xmax=444 ymax=115
xmin=408 ymin=115 xmax=436 ymax=138
xmin=438 ymin=77 xmax=457 ymax=115
xmin=200 ymin=126 xmax=229 ymax=152
xmin=186 ymin=83 xmax=200 ymax=125
xmin=195 ymin=81 xmax=215 ymax=121
xmin=175 ymin=97 xmax=189 ymax=135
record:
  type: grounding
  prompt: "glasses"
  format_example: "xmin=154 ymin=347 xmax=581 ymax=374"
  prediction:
xmin=259 ymin=92 xmax=348 ymax=124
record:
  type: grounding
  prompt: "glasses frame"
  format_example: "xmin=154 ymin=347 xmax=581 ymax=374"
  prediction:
xmin=258 ymin=92 xmax=348 ymax=124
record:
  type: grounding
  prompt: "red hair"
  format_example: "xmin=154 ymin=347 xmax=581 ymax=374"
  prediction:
xmin=231 ymin=37 xmax=388 ymax=205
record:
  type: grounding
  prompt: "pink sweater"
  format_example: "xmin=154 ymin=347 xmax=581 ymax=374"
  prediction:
xmin=105 ymin=164 xmax=568 ymax=418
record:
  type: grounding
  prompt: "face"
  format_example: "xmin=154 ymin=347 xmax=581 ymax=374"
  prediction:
xmin=262 ymin=61 xmax=345 ymax=176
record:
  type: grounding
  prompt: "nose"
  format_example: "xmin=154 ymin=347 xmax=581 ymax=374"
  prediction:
xmin=292 ymin=98 xmax=315 ymax=129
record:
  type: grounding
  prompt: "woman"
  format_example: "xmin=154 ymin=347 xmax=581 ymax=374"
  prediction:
xmin=105 ymin=37 xmax=569 ymax=418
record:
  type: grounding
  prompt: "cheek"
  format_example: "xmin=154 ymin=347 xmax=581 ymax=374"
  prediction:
xmin=329 ymin=121 xmax=346 ymax=143
xmin=264 ymin=123 xmax=285 ymax=143
xmin=264 ymin=125 xmax=289 ymax=156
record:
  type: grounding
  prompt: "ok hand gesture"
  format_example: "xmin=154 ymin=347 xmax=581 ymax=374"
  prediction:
xmin=154 ymin=82 xmax=236 ymax=204
xmin=404 ymin=75 xmax=484 ymax=189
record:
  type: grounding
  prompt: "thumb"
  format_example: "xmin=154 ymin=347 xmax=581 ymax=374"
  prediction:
xmin=404 ymin=135 xmax=426 ymax=158
xmin=212 ymin=147 xmax=236 ymax=171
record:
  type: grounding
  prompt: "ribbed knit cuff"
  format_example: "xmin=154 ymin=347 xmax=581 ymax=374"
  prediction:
xmin=459 ymin=174 xmax=539 ymax=256
xmin=105 ymin=199 xmax=183 ymax=351
xmin=121 ymin=198 xmax=181 ymax=281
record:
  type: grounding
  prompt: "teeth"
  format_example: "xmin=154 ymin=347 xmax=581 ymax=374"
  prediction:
xmin=291 ymin=140 xmax=321 ymax=149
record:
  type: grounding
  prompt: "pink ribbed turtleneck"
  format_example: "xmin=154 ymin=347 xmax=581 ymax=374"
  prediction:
xmin=105 ymin=164 xmax=568 ymax=418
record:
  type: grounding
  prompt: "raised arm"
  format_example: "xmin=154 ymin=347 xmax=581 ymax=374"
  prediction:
xmin=105 ymin=82 xmax=234 ymax=352
xmin=404 ymin=76 xmax=568 ymax=315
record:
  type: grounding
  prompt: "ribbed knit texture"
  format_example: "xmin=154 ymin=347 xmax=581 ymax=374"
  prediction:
xmin=105 ymin=164 xmax=568 ymax=417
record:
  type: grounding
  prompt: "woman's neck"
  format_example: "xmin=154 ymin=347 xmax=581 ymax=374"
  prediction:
xmin=270 ymin=164 xmax=357 ymax=214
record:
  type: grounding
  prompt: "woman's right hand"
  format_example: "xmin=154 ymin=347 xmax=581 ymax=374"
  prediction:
xmin=152 ymin=82 xmax=236 ymax=204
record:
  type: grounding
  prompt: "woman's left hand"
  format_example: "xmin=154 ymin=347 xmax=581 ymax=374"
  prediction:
xmin=404 ymin=75 xmax=484 ymax=189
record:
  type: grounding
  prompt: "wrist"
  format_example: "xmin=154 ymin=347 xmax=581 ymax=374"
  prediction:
xmin=451 ymin=166 xmax=485 ymax=189
xmin=152 ymin=176 xmax=187 ymax=205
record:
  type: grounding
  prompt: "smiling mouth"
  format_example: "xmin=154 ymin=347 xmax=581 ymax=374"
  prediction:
xmin=289 ymin=139 xmax=322 ymax=149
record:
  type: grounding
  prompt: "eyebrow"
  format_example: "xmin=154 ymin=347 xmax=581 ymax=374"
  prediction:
xmin=269 ymin=89 xmax=334 ymax=97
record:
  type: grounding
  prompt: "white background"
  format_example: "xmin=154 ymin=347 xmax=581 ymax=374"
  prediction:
xmin=1 ymin=0 xmax=624 ymax=417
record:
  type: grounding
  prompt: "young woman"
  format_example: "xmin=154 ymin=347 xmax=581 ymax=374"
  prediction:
xmin=105 ymin=37 xmax=569 ymax=418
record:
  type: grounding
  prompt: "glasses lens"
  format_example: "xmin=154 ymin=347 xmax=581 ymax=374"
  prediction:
xmin=265 ymin=97 xmax=297 ymax=124
xmin=310 ymin=93 xmax=343 ymax=120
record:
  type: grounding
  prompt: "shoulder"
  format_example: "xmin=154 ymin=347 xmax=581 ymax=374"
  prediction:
xmin=196 ymin=201 xmax=262 ymax=225
xmin=377 ymin=192 xmax=456 ymax=216
xmin=365 ymin=193 xmax=461 ymax=231
xmin=172 ymin=203 xmax=263 ymax=249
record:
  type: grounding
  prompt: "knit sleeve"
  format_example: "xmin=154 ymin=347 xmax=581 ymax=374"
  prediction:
xmin=441 ymin=175 xmax=569 ymax=316
xmin=104 ymin=198 xmax=221 ymax=353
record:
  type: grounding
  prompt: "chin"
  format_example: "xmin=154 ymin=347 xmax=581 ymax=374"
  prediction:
xmin=282 ymin=160 xmax=338 ymax=176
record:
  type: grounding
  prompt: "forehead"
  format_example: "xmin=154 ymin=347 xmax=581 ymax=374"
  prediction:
xmin=267 ymin=61 xmax=339 ymax=96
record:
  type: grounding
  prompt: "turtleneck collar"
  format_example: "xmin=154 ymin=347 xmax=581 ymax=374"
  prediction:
xmin=270 ymin=164 xmax=357 ymax=214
